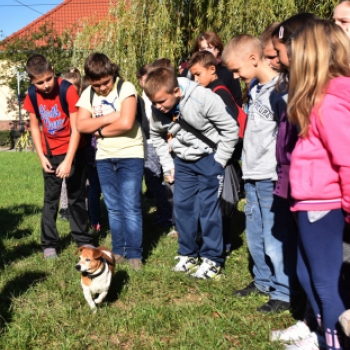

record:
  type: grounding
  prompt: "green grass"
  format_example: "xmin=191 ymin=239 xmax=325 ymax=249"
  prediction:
xmin=0 ymin=152 xmax=296 ymax=349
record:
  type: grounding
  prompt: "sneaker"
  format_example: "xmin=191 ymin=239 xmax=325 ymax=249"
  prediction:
xmin=284 ymin=332 xmax=326 ymax=350
xmin=128 ymin=258 xmax=143 ymax=271
xmin=59 ymin=208 xmax=70 ymax=221
xmin=173 ymin=256 xmax=199 ymax=273
xmin=258 ymin=299 xmax=290 ymax=313
xmin=233 ymin=281 xmax=266 ymax=297
xmin=270 ymin=321 xmax=312 ymax=342
xmin=339 ymin=309 xmax=350 ymax=337
xmin=44 ymin=248 xmax=57 ymax=259
xmin=189 ymin=258 xmax=222 ymax=280
xmin=114 ymin=254 xmax=126 ymax=264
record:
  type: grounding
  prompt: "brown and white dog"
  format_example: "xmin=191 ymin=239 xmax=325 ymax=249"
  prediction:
xmin=75 ymin=246 xmax=115 ymax=312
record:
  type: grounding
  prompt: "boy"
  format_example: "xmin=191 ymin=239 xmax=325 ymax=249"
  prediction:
xmin=23 ymin=54 xmax=93 ymax=259
xmin=259 ymin=22 xmax=281 ymax=72
xmin=143 ymin=67 xmax=239 ymax=279
xmin=76 ymin=53 xmax=144 ymax=271
xmin=222 ymin=35 xmax=291 ymax=312
xmin=187 ymin=50 xmax=243 ymax=255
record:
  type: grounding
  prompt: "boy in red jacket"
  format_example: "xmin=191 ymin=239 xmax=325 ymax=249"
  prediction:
xmin=23 ymin=54 xmax=93 ymax=258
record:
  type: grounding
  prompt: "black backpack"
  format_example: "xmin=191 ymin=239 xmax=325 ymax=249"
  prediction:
xmin=89 ymin=78 xmax=149 ymax=158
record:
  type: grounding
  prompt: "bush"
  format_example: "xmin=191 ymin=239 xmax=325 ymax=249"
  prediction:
xmin=0 ymin=130 xmax=11 ymax=147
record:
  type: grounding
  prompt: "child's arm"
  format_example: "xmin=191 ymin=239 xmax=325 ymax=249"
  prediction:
xmin=29 ymin=112 xmax=55 ymax=173
xmin=98 ymin=95 xmax=137 ymax=137
xmin=55 ymin=111 xmax=80 ymax=178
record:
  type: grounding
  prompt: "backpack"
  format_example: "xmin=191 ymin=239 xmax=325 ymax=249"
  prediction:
xmin=212 ymin=85 xmax=247 ymax=139
xmin=89 ymin=78 xmax=149 ymax=158
xmin=28 ymin=79 xmax=72 ymax=123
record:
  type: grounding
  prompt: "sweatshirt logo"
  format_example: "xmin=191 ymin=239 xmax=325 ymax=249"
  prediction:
xmin=39 ymin=104 xmax=64 ymax=135
xmin=252 ymin=101 xmax=274 ymax=121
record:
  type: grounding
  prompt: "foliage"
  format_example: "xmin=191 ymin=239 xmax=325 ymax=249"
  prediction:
xmin=0 ymin=152 xmax=296 ymax=349
xmin=71 ymin=0 xmax=337 ymax=86
xmin=0 ymin=131 xmax=10 ymax=147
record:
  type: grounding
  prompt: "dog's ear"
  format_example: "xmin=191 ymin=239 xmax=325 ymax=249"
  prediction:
xmin=92 ymin=249 xmax=103 ymax=259
xmin=74 ymin=247 xmax=84 ymax=255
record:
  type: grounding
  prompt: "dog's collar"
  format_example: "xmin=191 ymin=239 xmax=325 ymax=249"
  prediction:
xmin=83 ymin=259 xmax=107 ymax=280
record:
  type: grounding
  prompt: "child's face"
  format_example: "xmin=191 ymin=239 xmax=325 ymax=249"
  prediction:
xmin=272 ymin=36 xmax=289 ymax=68
xmin=189 ymin=63 xmax=216 ymax=87
xmin=334 ymin=2 xmax=350 ymax=39
xmin=225 ymin=55 xmax=256 ymax=84
xmin=198 ymin=39 xmax=219 ymax=58
xmin=263 ymin=41 xmax=281 ymax=72
xmin=31 ymin=70 xmax=55 ymax=95
xmin=89 ymin=75 xmax=114 ymax=96
xmin=150 ymin=87 xmax=181 ymax=114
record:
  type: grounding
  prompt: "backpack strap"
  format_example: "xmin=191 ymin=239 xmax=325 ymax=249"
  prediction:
xmin=212 ymin=85 xmax=231 ymax=95
xmin=59 ymin=79 xmax=72 ymax=117
xmin=28 ymin=85 xmax=40 ymax=122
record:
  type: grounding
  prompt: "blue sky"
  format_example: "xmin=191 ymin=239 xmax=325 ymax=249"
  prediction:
xmin=0 ymin=0 xmax=58 ymax=39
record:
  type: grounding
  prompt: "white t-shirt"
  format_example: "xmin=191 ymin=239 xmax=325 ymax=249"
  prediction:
xmin=77 ymin=79 xmax=144 ymax=160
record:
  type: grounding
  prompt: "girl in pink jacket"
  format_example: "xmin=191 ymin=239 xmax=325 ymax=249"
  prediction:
xmin=288 ymin=20 xmax=350 ymax=350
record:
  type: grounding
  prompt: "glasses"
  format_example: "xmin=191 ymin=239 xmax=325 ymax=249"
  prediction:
xmin=198 ymin=46 xmax=216 ymax=52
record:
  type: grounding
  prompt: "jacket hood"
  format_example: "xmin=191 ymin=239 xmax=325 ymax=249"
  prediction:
xmin=178 ymin=77 xmax=198 ymax=105
xmin=326 ymin=76 xmax=350 ymax=100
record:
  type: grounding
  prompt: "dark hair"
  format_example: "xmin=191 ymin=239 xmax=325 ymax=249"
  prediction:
xmin=136 ymin=63 xmax=151 ymax=80
xmin=26 ymin=54 xmax=53 ymax=80
xmin=193 ymin=32 xmax=224 ymax=57
xmin=143 ymin=67 xmax=178 ymax=98
xmin=84 ymin=53 xmax=115 ymax=80
xmin=272 ymin=13 xmax=319 ymax=43
xmin=187 ymin=51 xmax=217 ymax=69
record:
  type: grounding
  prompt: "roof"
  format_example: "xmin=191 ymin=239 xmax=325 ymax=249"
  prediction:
xmin=3 ymin=0 xmax=114 ymax=45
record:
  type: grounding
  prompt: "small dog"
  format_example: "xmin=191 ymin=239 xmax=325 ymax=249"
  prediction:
xmin=75 ymin=246 xmax=115 ymax=312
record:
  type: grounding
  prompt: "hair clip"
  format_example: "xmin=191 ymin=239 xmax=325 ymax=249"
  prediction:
xmin=279 ymin=26 xmax=284 ymax=39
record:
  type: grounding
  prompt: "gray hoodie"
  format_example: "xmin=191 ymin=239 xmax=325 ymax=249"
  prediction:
xmin=242 ymin=75 xmax=287 ymax=181
xmin=150 ymin=77 xmax=239 ymax=175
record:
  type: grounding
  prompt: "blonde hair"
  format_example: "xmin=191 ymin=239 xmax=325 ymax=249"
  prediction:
xmin=62 ymin=67 xmax=81 ymax=89
xmin=288 ymin=20 xmax=350 ymax=137
xmin=222 ymin=34 xmax=263 ymax=65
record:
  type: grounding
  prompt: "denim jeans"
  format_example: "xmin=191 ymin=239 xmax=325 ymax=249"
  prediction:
xmin=244 ymin=180 xmax=294 ymax=302
xmin=96 ymin=158 xmax=144 ymax=259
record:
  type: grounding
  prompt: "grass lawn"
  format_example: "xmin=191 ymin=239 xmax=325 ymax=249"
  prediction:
xmin=0 ymin=152 xmax=296 ymax=349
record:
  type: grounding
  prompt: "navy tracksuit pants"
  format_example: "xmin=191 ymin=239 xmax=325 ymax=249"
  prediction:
xmin=173 ymin=153 xmax=225 ymax=265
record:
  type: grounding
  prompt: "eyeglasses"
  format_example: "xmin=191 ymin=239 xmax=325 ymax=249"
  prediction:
xmin=198 ymin=46 xmax=216 ymax=52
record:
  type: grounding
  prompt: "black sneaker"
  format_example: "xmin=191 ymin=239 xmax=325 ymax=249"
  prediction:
xmin=60 ymin=208 xmax=70 ymax=221
xmin=233 ymin=282 xmax=266 ymax=297
xmin=257 ymin=299 xmax=290 ymax=313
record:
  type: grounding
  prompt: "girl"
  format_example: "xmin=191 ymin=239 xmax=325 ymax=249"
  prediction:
xmin=288 ymin=20 xmax=350 ymax=350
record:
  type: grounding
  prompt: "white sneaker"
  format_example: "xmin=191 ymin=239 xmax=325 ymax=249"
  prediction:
xmin=189 ymin=258 xmax=222 ymax=280
xmin=270 ymin=321 xmax=311 ymax=342
xmin=173 ymin=256 xmax=199 ymax=272
xmin=284 ymin=332 xmax=326 ymax=350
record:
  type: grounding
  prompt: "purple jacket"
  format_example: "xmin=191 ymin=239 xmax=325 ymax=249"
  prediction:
xmin=274 ymin=110 xmax=298 ymax=199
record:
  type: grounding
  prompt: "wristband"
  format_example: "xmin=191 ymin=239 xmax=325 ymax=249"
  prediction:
xmin=98 ymin=128 xmax=104 ymax=140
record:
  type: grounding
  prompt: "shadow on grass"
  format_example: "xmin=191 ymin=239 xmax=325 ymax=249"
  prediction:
xmin=0 ymin=204 xmax=42 ymax=269
xmin=0 ymin=271 xmax=48 ymax=331
xmin=106 ymin=269 xmax=129 ymax=303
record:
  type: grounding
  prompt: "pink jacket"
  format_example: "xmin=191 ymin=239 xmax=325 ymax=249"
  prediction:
xmin=290 ymin=76 xmax=350 ymax=214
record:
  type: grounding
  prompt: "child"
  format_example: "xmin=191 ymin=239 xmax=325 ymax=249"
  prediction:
xmin=334 ymin=0 xmax=350 ymax=39
xmin=76 ymin=53 xmax=144 ymax=271
xmin=187 ymin=50 xmax=242 ymax=255
xmin=59 ymin=67 xmax=82 ymax=221
xmin=23 ymin=55 xmax=93 ymax=258
xmin=143 ymin=67 xmax=239 ymax=279
xmin=259 ymin=22 xmax=281 ymax=72
xmin=222 ymin=34 xmax=291 ymax=312
xmin=136 ymin=62 xmax=174 ymax=229
xmin=287 ymin=20 xmax=350 ymax=350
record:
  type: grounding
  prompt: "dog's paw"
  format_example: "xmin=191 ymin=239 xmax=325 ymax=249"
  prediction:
xmin=91 ymin=307 xmax=97 ymax=313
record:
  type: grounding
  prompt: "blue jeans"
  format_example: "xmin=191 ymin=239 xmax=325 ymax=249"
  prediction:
xmin=244 ymin=180 xmax=295 ymax=302
xmin=96 ymin=158 xmax=144 ymax=259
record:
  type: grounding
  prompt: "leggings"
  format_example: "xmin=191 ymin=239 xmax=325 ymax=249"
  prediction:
xmin=297 ymin=209 xmax=349 ymax=350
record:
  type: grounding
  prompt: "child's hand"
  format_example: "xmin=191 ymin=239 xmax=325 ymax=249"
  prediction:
xmin=164 ymin=168 xmax=175 ymax=184
xmin=55 ymin=160 xmax=72 ymax=178
xmin=40 ymin=156 xmax=55 ymax=174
